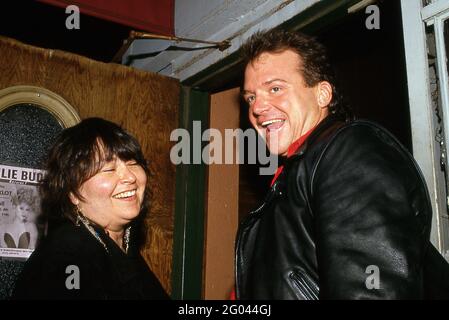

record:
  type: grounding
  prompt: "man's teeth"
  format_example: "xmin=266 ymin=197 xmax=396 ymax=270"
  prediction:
xmin=113 ymin=190 xmax=136 ymax=199
xmin=261 ymin=119 xmax=284 ymax=128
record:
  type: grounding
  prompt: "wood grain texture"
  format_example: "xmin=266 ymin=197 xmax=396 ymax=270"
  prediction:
xmin=0 ymin=36 xmax=179 ymax=294
xmin=204 ymin=88 xmax=240 ymax=299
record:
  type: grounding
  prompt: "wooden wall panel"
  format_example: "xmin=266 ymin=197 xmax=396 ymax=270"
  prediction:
xmin=204 ymin=88 xmax=240 ymax=299
xmin=0 ymin=36 xmax=179 ymax=294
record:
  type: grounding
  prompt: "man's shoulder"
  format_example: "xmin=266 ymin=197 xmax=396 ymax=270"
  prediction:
xmin=298 ymin=117 xmax=415 ymax=174
xmin=312 ymin=119 xmax=420 ymax=177
xmin=312 ymin=118 xmax=407 ymax=153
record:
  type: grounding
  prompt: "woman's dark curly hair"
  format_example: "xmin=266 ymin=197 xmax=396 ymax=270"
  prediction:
xmin=40 ymin=117 xmax=150 ymax=226
xmin=240 ymin=28 xmax=351 ymax=119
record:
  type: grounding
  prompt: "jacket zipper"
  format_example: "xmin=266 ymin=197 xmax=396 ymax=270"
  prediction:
xmin=235 ymin=180 xmax=281 ymax=298
xmin=289 ymin=270 xmax=319 ymax=300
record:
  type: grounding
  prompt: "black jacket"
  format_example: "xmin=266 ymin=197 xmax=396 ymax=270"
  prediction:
xmin=235 ymin=116 xmax=449 ymax=299
xmin=11 ymin=221 xmax=169 ymax=300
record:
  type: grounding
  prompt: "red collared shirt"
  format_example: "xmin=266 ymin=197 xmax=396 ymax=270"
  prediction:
xmin=270 ymin=127 xmax=315 ymax=186
xmin=230 ymin=127 xmax=316 ymax=300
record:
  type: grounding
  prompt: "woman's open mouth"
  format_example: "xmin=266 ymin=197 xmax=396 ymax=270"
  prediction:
xmin=112 ymin=189 xmax=137 ymax=200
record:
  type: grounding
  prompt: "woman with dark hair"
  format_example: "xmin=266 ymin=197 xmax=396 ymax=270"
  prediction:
xmin=12 ymin=118 xmax=169 ymax=299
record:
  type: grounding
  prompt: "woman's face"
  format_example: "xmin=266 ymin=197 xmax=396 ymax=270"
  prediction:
xmin=72 ymin=157 xmax=147 ymax=232
xmin=16 ymin=203 xmax=35 ymax=223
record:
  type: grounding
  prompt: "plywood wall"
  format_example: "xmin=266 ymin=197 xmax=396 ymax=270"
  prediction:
xmin=0 ymin=36 xmax=179 ymax=293
xmin=204 ymin=88 xmax=240 ymax=299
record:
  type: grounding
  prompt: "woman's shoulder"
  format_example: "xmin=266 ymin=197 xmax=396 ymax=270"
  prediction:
xmin=40 ymin=222 xmax=105 ymax=257
xmin=11 ymin=222 xmax=109 ymax=300
xmin=17 ymin=222 xmax=107 ymax=281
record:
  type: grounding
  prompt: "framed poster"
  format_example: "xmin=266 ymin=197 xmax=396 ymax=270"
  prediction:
xmin=0 ymin=164 xmax=46 ymax=259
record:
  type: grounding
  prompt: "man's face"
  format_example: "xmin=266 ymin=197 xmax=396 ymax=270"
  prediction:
xmin=243 ymin=49 xmax=329 ymax=156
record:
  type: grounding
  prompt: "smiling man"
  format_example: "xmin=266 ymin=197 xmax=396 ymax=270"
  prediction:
xmin=243 ymin=49 xmax=330 ymax=157
xmin=235 ymin=28 xmax=449 ymax=299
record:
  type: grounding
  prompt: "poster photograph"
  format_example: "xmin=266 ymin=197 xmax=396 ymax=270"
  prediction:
xmin=0 ymin=164 xmax=46 ymax=260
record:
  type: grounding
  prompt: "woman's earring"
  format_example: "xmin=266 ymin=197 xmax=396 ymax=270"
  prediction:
xmin=124 ymin=226 xmax=131 ymax=253
xmin=75 ymin=205 xmax=81 ymax=226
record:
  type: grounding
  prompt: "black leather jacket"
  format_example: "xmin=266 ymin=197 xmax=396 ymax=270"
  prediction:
xmin=235 ymin=115 xmax=447 ymax=299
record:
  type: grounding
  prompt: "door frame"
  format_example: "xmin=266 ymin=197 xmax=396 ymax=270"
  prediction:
xmin=401 ymin=0 xmax=449 ymax=258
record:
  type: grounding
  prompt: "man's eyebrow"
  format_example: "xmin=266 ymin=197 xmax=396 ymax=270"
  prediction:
xmin=263 ymin=78 xmax=287 ymax=85
xmin=241 ymin=79 xmax=288 ymax=96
